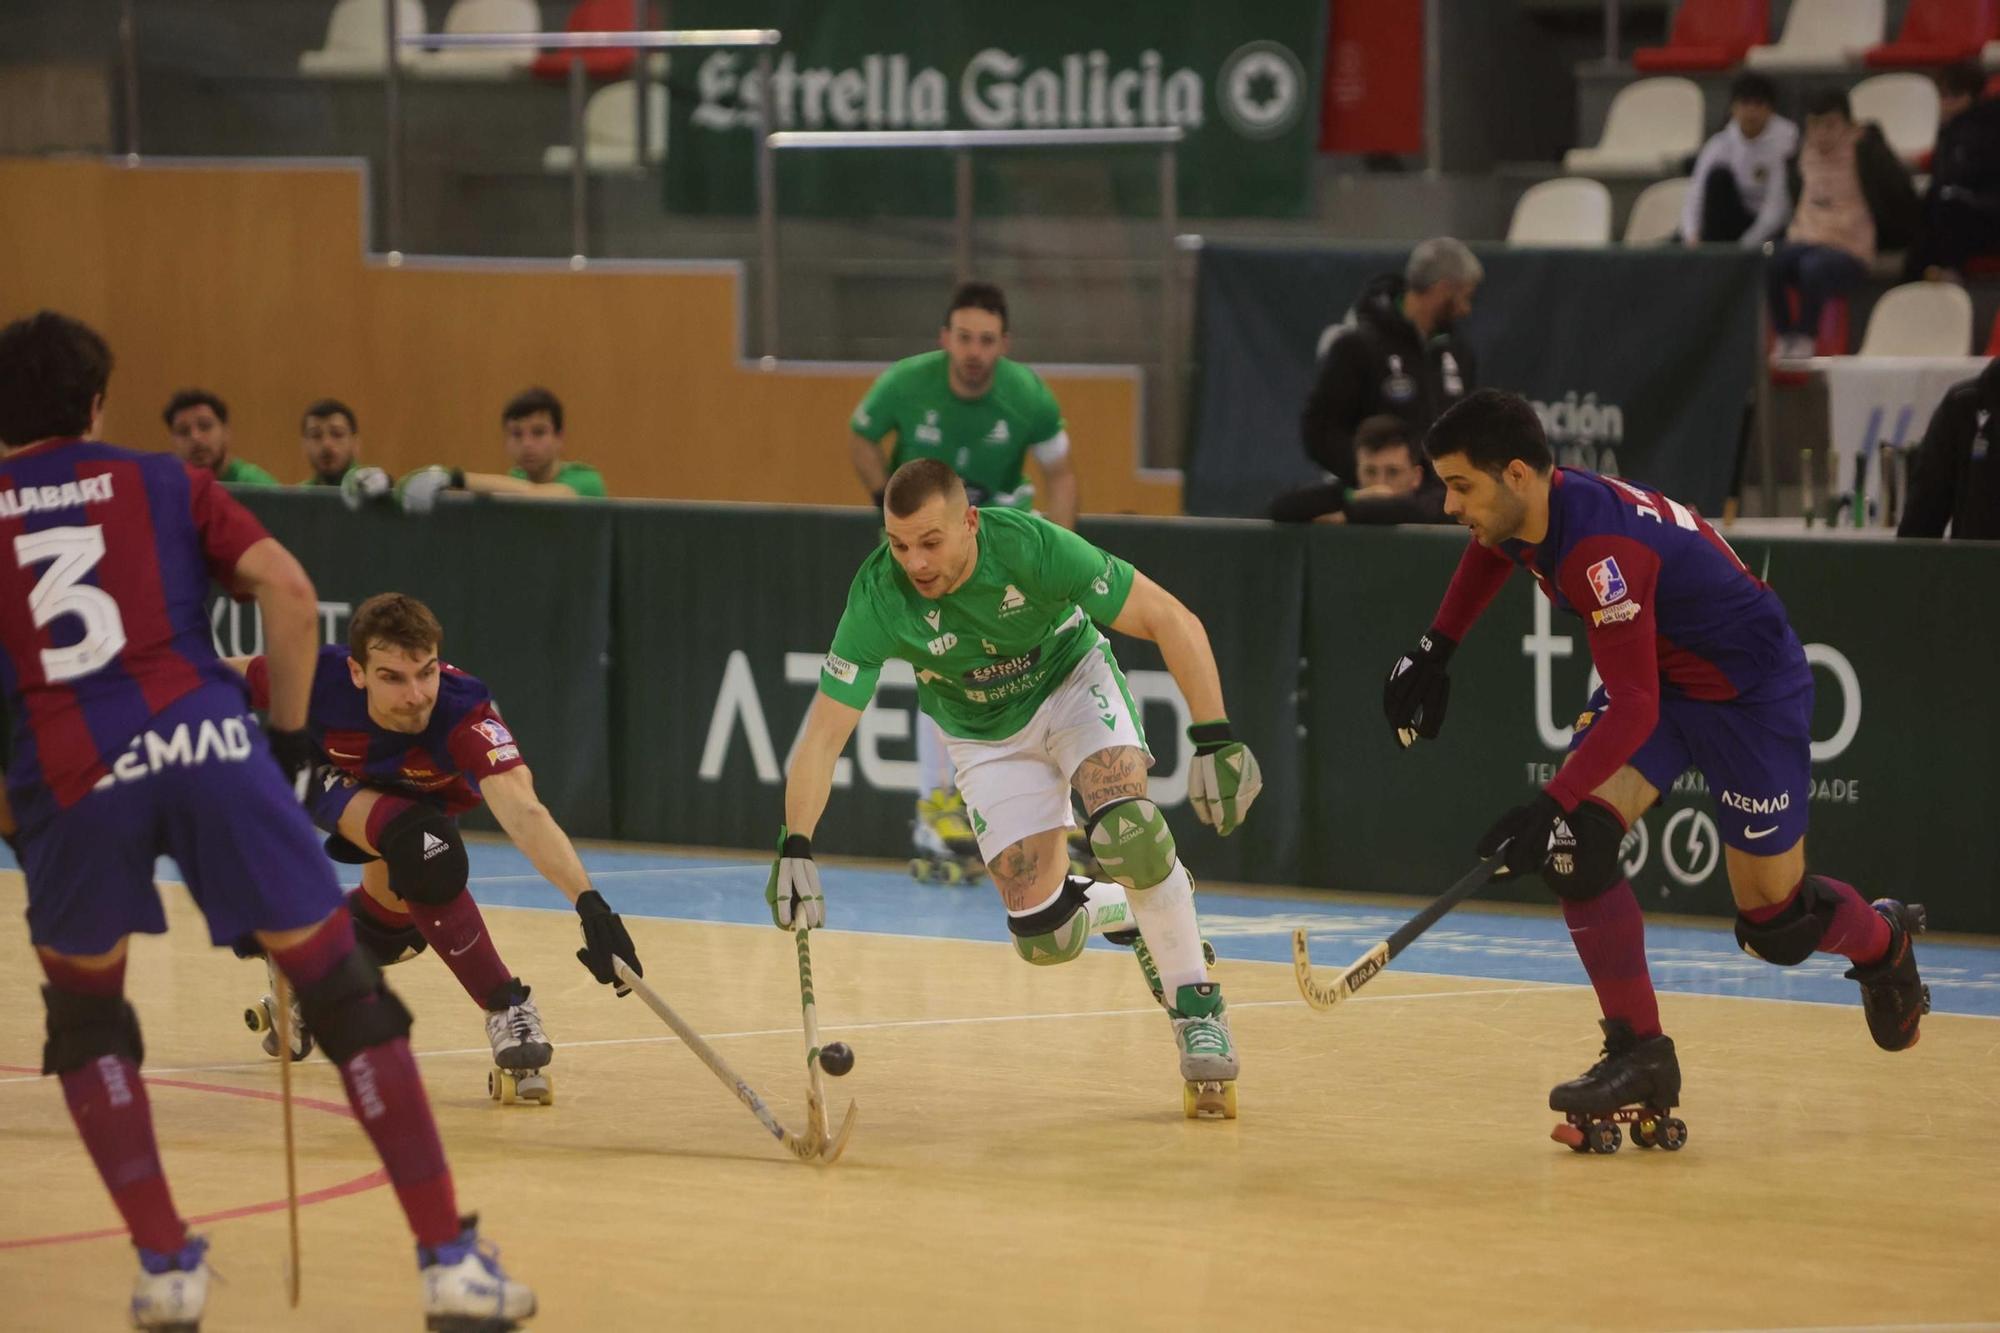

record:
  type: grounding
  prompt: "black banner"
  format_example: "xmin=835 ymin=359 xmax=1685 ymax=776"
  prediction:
xmin=1186 ymin=243 xmax=1763 ymax=519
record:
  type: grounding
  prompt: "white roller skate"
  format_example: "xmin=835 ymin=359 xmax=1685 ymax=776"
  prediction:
xmin=1169 ymin=982 xmax=1239 ymax=1121
xmin=908 ymin=788 xmax=984 ymax=886
xmin=420 ymin=1215 xmax=536 ymax=1332
xmin=242 ymin=956 xmax=312 ymax=1061
xmin=131 ymin=1235 xmax=210 ymax=1331
xmin=483 ymin=981 xmax=554 ymax=1106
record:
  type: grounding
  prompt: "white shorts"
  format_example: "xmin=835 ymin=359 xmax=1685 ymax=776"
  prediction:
xmin=944 ymin=644 xmax=1151 ymax=864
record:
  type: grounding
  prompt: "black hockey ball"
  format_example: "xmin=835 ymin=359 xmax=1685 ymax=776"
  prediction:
xmin=819 ymin=1041 xmax=855 ymax=1077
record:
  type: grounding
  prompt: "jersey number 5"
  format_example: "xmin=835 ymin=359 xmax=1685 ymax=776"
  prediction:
xmin=14 ymin=525 xmax=127 ymax=683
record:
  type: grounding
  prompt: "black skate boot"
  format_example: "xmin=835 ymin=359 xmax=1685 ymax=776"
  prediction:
xmin=1548 ymin=1018 xmax=1686 ymax=1154
xmin=1845 ymin=899 xmax=1930 ymax=1052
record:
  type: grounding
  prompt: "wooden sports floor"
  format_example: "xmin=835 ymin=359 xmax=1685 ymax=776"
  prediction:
xmin=2 ymin=852 xmax=1997 ymax=1333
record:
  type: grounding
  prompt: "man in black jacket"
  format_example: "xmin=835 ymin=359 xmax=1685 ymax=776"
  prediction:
xmin=1905 ymin=64 xmax=2000 ymax=280
xmin=1298 ymin=237 xmax=1482 ymax=485
xmin=1897 ymin=359 xmax=2000 ymax=540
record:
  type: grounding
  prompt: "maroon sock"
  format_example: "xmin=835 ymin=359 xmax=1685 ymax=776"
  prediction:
xmin=409 ymin=890 xmax=514 ymax=1007
xmin=37 ymin=953 xmax=186 ymax=1255
xmin=1562 ymin=880 xmax=1663 ymax=1039
xmin=363 ymin=793 xmax=417 ymax=849
xmin=1745 ymin=876 xmax=1890 ymax=965
xmin=268 ymin=915 xmax=459 ymax=1248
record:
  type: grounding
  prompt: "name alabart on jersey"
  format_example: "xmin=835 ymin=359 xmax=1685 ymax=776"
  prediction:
xmin=0 ymin=473 xmax=115 ymax=517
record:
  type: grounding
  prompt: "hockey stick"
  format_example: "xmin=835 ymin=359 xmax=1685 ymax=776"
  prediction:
xmin=610 ymin=957 xmax=829 ymax=1164
xmin=270 ymin=968 xmax=302 ymax=1307
xmin=794 ymin=927 xmax=858 ymax=1165
xmin=1292 ymin=855 xmax=1502 ymax=1012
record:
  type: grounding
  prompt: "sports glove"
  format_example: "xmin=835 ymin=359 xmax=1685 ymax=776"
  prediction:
xmin=265 ymin=727 xmax=323 ymax=802
xmin=574 ymin=889 xmax=640 ymax=995
xmin=339 ymin=465 xmax=393 ymax=511
xmin=1477 ymin=791 xmax=1566 ymax=880
xmin=394 ymin=465 xmax=464 ymax=515
xmin=765 ymin=829 xmax=825 ymax=931
xmin=1383 ymin=629 xmax=1456 ymax=748
xmin=1186 ymin=720 xmax=1262 ymax=836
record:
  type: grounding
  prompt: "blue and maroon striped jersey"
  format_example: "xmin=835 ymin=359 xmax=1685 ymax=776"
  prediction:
xmin=245 ymin=645 xmax=525 ymax=816
xmin=0 ymin=439 xmax=269 ymax=811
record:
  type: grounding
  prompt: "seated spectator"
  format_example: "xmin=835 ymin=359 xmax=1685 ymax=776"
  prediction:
xmin=163 ymin=388 xmax=277 ymax=485
xmin=1897 ymin=358 xmax=2000 ymax=539
xmin=1681 ymin=73 xmax=1797 ymax=247
xmin=1301 ymin=237 xmax=1481 ymax=485
xmin=395 ymin=386 xmax=607 ymax=510
xmin=1767 ymin=91 xmax=1919 ymax=361
xmin=1904 ymin=64 xmax=2000 ymax=281
xmin=1268 ymin=414 xmax=1449 ymax=526
xmin=298 ymin=397 xmax=367 ymax=487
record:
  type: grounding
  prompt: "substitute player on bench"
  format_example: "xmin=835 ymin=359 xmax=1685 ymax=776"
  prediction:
xmin=767 ymin=459 xmax=1261 ymax=1118
xmin=0 ymin=311 xmax=534 ymax=1328
xmin=1384 ymin=389 xmax=1928 ymax=1149
xmin=227 ymin=591 xmax=644 ymax=1104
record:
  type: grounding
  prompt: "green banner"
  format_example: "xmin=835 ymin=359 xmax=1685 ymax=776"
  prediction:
xmin=211 ymin=491 xmax=618 ymax=840
xmin=662 ymin=0 xmax=1325 ymax=217
xmin=1301 ymin=527 xmax=2000 ymax=935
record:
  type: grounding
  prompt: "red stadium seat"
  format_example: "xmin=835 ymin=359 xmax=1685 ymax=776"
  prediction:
xmin=1634 ymin=0 xmax=1770 ymax=71
xmin=1984 ymin=304 xmax=2000 ymax=355
xmin=1769 ymin=295 xmax=1851 ymax=386
xmin=1862 ymin=0 xmax=1999 ymax=67
xmin=531 ymin=0 xmax=661 ymax=82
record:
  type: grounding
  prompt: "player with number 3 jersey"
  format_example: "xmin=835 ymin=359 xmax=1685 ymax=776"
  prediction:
xmin=1382 ymin=389 xmax=1929 ymax=1153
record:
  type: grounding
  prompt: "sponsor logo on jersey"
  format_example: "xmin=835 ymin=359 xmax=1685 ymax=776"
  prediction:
xmin=92 ymin=716 xmax=254 ymax=791
xmin=964 ymin=645 xmax=1040 ymax=685
xmin=471 ymin=718 xmax=513 ymax=747
xmin=0 ymin=473 xmax=115 ymax=518
xmin=998 ymin=584 xmax=1027 ymax=616
xmin=1719 ymin=789 xmax=1791 ymax=815
xmin=822 ymin=652 xmax=859 ymax=685
xmin=924 ymin=609 xmax=941 ymax=631
xmin=486 ymin=745 xmax=520 ymax=764
xmin=984 ymin=420 xmax=1010 ymax=444
xmin=1092 ymin=577 xmax=1110 ymax=597
xmin=1590 ymin=599 xmax=1642 ymax=627
xmin=1586 ymin=556 xmax=1628 ymax=606
xmin=926 ymin=632 xmax=959 ymax=656
xmin=914 ymin=422 xmax=943 ymax=444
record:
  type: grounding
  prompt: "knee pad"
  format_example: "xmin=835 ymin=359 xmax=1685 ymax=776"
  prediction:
xmin=41 ymin=986 xmax=144 ymax=1075
xmin=346 ymin=892 xmax=429 ymax=968
xmin=295 ymin=948 xmax=413 ymax=1064
xmin=1540 ymin=800 xmax=1627 ymax=903
xmin=1007 ymin=877 xmax=1092 ymax=967
xmin=1734 ymin=875 xmax=1840 ymax=967
xmin=1086 ymin=797 xmax=1177 ymax=892
xmin=323 ymin=832 xmax=379 ymax=866
xmin=376 ymin=804 xmax=467 ymax=906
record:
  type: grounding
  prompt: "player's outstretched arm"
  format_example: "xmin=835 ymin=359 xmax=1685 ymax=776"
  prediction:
xmin=849 ymin=433 xmax=890 ymax=506
xmin=767 ymin=694 xmax=863 ymax=930
xmin=481 ymin=764 xmax=645 ymax=988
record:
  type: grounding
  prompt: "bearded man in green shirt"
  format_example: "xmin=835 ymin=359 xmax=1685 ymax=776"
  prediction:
xmin=163 ymin=389 xmax=278 ymax=486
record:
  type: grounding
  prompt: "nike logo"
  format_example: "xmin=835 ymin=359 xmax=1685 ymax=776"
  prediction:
xmin=448 ymin=933 xmax=482 ymax=957
xmin=328 ymin=749 xmax=362 ymax=760
xmin=1744 ymin=825 xmax=1780 ymax=840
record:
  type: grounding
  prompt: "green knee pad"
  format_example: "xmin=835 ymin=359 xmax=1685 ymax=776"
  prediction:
xmin=1087 ymin=797 xmax=1177 ymax=892
xmin=1008 ymin=877 xmax=1092 ymax=966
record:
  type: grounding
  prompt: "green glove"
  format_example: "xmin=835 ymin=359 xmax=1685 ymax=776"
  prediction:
xmin=764 ymin=827 xmax=824 ymax=931
xmin=1186 ymin=720 xmax=1262 ymax=837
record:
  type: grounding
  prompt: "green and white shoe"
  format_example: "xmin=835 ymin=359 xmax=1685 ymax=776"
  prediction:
xmin=1169 ymin=982 xmax=1238 ymax=1084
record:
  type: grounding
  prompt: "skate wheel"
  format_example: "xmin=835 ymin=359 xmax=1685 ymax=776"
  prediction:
xmin=244 ymin=1001 xmax=271 ymax=1034
xmin=1551 ymin=1121 xmax=1589 ymax=1153
xmin=514 ymin=1073 xmax=554 ymax=1106
xmin=487 ymin=1069 xmax=508 ymax=1103
xmin=1657 ymin=1117 xmax=1688 ymax=1152
xmin=1182 ymin=1080 xmax=1237 ymax=1120
xmin=1586 ymin=1121 xmax=1622 ymax=1154
xmin=1201 ymin=940 xmax=1217 ymax=967
xmin=1632 ymin=1117 xmax=1658 ymax=1149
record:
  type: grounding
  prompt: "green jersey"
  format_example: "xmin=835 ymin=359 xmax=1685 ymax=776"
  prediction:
xmin=818 ymin=506 xmax=1135 ymax=740
xmin=509 ymin=461 xmax=607 ymax=497
xmin=850 ymin=351 xmax=1068 ymax=509
xmin=300 ymin=463 xmax=357 ymax=487
xmin=217 ymin=457 xmax=279 ymax=487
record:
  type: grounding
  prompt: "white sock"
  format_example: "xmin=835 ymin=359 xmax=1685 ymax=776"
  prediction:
xmin=1125 ymin=861 xmax=1208 ymax=995
xmin=1078 ymin=880 xmax=1133 ymax=935
xmin=916 ymin=715 xmax=955 ymax=797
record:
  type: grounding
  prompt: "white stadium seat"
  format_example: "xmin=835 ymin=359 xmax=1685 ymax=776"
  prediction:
xmin=1745 ymin=0 xmax=1887 ymax=69
xmin=1855 ymin=281 xmax=1973 ymax=355
xmin=1624 ymin=175 xmax=1692 ymax=244
xmin=298 ymin=0 xmax=427 ymax=76
xmin=1850 ymin=71 xmax=1942 ymax=166
xmin=1562 ymin=77 xmax=1704 ymax=177
xmin=1508 ymin=177 xmax=1614 ymax=246
xmin=542 ymin=80 xmax=670 ymax=172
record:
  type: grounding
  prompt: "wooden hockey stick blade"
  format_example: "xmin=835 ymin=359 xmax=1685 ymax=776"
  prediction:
xmin=819 ymin=1101 xmax=859 ymax=1164
xmin=1293 ymin=855 xmax=1502 ymax=1013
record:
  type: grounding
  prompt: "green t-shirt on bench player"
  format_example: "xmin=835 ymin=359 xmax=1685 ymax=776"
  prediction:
xmin=850 ymin=350 xmax=1070 ymax=510
xmin=509 ymin=461 xmax=607 ymax=497
xmin=818 ymin=506 xmax=1136 ymax=742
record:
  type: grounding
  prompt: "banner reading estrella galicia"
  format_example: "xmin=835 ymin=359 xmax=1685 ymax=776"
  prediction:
xmin=1185 ymin=243 xmax=1762 ymax=518
xmin=660 ymin=0 xmax=1324 ymax=217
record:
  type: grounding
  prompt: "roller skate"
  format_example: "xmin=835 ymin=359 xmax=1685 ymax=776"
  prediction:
xmin=1846 ymin=899 xmax=1930 ymax=1052
xmin=1168 ymin=982 xmax=1238 ymax=1120
xmin=420 ymin=1214 xmax=536 ymax=1331
xmin=1548 ymin=1018 xmax=1685 ymax=1155
xmin=483 ymin=979 xmax=554 ymax=1106
xmin=242 ymin=956 xmax=313 ymax=1061
xmin=908 ymin=788 xmax=984 ymax=886
xmin=131 ymin=1234 xmax=209 ymax=1331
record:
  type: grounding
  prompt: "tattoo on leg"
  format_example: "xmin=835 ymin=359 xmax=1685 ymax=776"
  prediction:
xmin=1074 ymin=746 xmax=1149 ymax=814
xmin=991 ymin=843 xmax=1044 ymax=912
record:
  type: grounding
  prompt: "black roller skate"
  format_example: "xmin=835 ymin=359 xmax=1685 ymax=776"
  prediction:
xmin=1549 ymin=1018 xmax=1686 ymax=1155
xmin=1846 ymin=899 xmax=1930 ymax=1052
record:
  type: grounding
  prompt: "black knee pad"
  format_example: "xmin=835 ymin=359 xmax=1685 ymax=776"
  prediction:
xmin=1734 ymin=875 xmax=1840 ymax=967
xmin=376 ymin=804 xmax=467 ymax=907
xmin=42 ymin=986 xmax=144 ymax=1075
xmin=295 ymin=948 xmax=414 ymax=1064
xmin=346 ymin=893 xmax=430 ymax=968
xmin=323 ymin=832 xmax=379 ymax=865
xmin=1540 ymin=801 xmax=1628 ymax=903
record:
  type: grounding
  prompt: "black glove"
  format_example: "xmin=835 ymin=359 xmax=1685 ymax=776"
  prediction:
xmin=1477 ymin=791 xmax=1566 ymax=880
xmin=266 ymin=727 xmax=323 ymax=798
xmin=1383 ymin=629 xmax=1455 ymax=748
xmin=575 ymin=889 xmax=640 ymax=995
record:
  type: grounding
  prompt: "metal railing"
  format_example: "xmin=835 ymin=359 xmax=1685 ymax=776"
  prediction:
xmin=389 ymin=26 xmax=781 ymax=259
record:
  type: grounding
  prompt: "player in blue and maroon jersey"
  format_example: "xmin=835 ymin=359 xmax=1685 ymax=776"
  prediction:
xmin=0 ymin=310 xmax=534 ymax=1328
xmin=1382 ymin=389 xmax=1929 ymax=1152
xmin=227 ymin=590 xmax=644 ymax=1104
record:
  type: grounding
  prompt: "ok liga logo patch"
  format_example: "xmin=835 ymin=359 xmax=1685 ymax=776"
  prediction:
xmin=1586 ymin=556 xmax=1628 ymax=606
